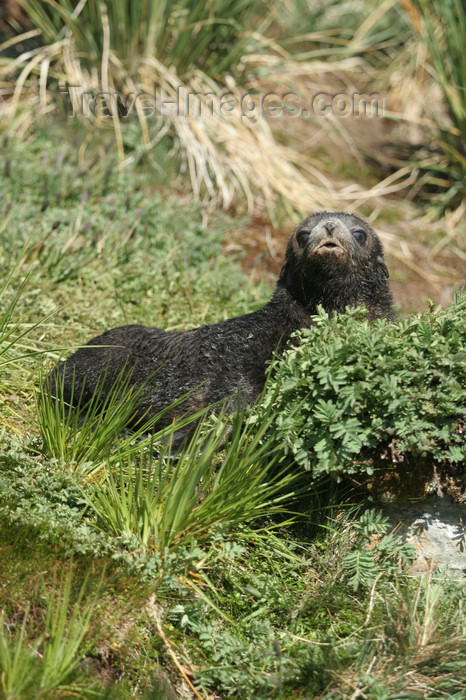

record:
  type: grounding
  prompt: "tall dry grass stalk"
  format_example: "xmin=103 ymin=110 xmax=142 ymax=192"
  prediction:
xmin=1 ymin=1 xmax=416 ymax=214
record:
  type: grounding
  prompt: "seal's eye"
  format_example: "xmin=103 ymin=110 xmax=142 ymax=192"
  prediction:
xmin=297 ymin=230 xmax=311 ymax=247
xmin=352 ymin=229 xmax=367 ymax=246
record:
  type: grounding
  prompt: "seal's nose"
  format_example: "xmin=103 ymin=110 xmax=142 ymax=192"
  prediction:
xmin=324 ymin=221 xmax=336 ymax=234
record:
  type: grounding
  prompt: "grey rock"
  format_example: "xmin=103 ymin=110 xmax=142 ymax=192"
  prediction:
xmin=384 ymin=497 xmax=466 ymax=578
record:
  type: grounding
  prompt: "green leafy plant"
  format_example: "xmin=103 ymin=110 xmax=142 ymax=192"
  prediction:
xmin=262 ymin=295 xmax=465 ymax=478
xmin=341 ymin=508 xmax=415 ymax=590
xmin=0 ymin=436 xmax=108 ymax=557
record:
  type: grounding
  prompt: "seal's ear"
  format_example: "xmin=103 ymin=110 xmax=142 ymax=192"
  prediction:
xmin=278 ymin=259 xmax=290 ymax=285
xmin=377 ymin=255 xmax=389 ymax=278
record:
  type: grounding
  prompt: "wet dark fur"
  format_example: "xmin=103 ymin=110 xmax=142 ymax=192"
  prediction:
xmin=50 ymin=212 xmax=394 ymax=433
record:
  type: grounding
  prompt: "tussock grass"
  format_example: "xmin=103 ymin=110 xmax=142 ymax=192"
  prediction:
xmin=37 ymin=364 xmax=208 ymax=476
xmin=1 ymin=0 xmax=333 ymax=212
xmin=331 ymin=571 xmax=466 ymax=698
xmin=370 ymin=0 xmax=466 ymax=214
xmin=38 ymin=363 xmax=303 ymax=552
xmin=2 ymin=0 xmax=464 ymax=218
xmin=0 ymin=245 xmax=63 ymax=430
xmin=0 ymin=256 xmax=51 ymax=375
xmin=84 ymin=405 xmax=302 ymax=552
xmin=409 ymin=0 xmax=466 ymax=212
xmin=1 ymin=0 xmax=420 ymax=215
xmin=0 ymin=567 xmax=99 ymax=699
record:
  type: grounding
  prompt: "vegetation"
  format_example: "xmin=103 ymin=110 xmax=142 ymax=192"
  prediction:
xmin=1 ymin=0 xmax=349 ymax=212
xmin=264 ymin=299 xmax=465 ymax=480
xmin=0 ymin=568 xmax=99 ymax=699
xmin=2 ymin=0 xmax=464 ymax=214
xmin=0 ymin=123 xmax=464 ymax=699
xmin=396 ymin=0 xmax=466 ymax=213
xmin=0 ymin=0 xmax=465 ymax=697
xmin=15 ymin=0 xmax=258 ymax=78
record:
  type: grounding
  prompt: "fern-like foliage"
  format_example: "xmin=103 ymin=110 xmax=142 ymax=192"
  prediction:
xmin=261 ymin=294 xmax=465 ymax=477
xmin=342 ymin=509 xmax=416 ymax=590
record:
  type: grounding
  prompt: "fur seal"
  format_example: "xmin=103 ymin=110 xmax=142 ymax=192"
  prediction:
xmin=50 ymin=212 xmax=394 ymax=436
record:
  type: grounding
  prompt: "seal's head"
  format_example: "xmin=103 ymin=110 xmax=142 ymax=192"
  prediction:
xmin=278 ymin=211 xmax=393 ymax=319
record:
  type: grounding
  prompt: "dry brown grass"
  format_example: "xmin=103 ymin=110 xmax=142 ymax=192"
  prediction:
xmin=0 ymin=17 xmax=420 ymax=218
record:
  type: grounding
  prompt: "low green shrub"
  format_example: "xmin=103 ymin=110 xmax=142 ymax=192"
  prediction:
xmin=0 ymin=134 xmax=262 ymax=336
xmin=0 ymin=432 xmax=107 ymax=556
xmin=262 ymin=295 xmax=465 ymax=478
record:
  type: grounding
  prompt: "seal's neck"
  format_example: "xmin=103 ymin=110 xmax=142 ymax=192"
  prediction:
xmin=267 ymin=284 xmax=315 ymax=327
xmin=272 ymin=272 xmax=394 ymax=321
